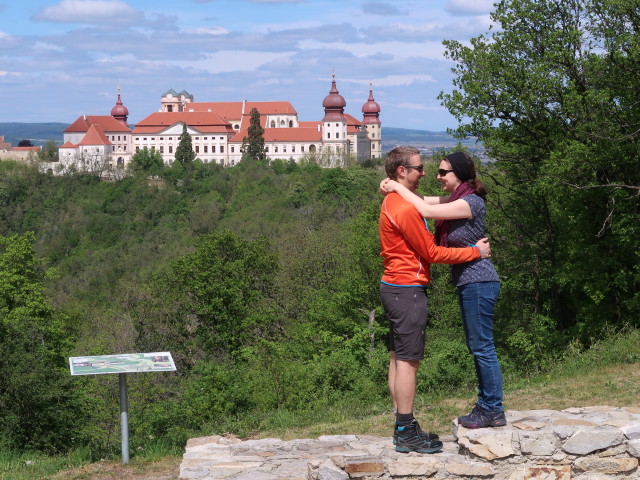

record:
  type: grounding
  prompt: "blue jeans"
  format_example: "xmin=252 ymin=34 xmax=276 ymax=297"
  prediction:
xmin=458 ymin=281 xmax=503 ymax=413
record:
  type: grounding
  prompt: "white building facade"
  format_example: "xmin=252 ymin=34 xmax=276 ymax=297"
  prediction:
xmin=58 ymin=76 xmax=381 ymax=171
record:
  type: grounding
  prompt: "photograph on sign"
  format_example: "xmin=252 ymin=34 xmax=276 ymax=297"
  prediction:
xmin=69 ymin=352 xmax=176 ymax=375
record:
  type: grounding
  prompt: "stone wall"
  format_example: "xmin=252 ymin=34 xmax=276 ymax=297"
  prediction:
xmin=179 ymin=406 xmax=640 ymax=479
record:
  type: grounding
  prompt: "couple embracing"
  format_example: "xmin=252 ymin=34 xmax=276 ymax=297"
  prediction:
xmin=379 ymin=147 xmax=504 ymax=454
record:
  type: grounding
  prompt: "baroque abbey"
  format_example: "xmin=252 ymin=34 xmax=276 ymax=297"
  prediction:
xmin=58 ymin=76 xmax=381 ymax=171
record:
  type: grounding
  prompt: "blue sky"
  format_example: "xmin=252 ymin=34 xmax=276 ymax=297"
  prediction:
xmin=0 ymin=0 xmax=495 ymax=130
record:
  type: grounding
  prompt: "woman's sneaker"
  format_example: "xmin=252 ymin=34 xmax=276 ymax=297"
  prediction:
xmin=393 ymin=419 xmax=439 ymax=444
xmin=395 ymin=421 xmax=443 ymax=454
xmin=458 ymin=404 xmax=506 ymax=428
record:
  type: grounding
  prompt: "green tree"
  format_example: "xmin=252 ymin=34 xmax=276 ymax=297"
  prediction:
xmin=175 ymin=123 xmax=196 ymax=165
xmin=17 ymin=139 xmax=33 ymax=147
xmin=242 ymin=107 xmax=266 ymax=162
xmin=0 ymin=232 xmax=83 ymax=451
xmin=130 ymin=146 xmax=165 ymax=174
xmin=439 ymin=0 xmax=640 ymax=341
xmin=37 ymin=140 xmax=59 ymax=162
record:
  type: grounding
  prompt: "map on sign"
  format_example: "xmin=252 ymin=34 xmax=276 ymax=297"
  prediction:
xmin=69 ymin=352 xmax=176 ymax=376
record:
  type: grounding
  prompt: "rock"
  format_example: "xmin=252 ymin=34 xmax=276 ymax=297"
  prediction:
xmin=519 ymin=431 xmax=559 ymax=456
xmin=387 ymin=457 xmax=442 ymax=476
xmin=457 ymin=428 xmax=515 ymax=460
xmin=561 ymin=428 xmax=624 ymax=454
xmin=317 ymin=459 xmax=349 ymax=480
xmin=628 ymin=439 xmax=640 ymax=457
xmin=573 ymin=456 xmax=638 ymax=473
xmin=445 ymin=461 xmax=495 ymax=477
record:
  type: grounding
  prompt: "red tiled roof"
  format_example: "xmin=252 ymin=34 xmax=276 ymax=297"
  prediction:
xmin=133 ymin=111 xmax=235 ymax=135
xmin=64 ymin=115 xmax=131 ymax=133
xmin=78 ymin=125 xmax=112 ymax=146
xmin=230 ymin=127 xmax=322 ymax=143
xmin=59 ymin=142 xmax=77 ymax=148
xmin=11 ymin=146 xmax=41 ymax=151
xmin=344 ymin=113 xmax=363 ymax=126
xmin=187 ymin=101 xmax=298 ymax=120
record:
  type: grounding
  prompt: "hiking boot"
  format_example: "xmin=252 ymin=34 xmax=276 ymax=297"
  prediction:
xmin=395 ymin=421 xmax=443 ymax=454
xmin=393 ymin=419 xmax=439 ymax=445
xmin=458 ymin=404 xmax=506 ymax=428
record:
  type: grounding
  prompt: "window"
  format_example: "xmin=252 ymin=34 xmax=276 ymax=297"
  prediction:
xmin=275 ymin=146 xmax=278 ymax=153
xmin=336 ymin=133 xmax=340 ymax=138
xmin=167 ymin=105 xmax=173 ymax=112
xmin=292 ymin=146 xmax=296 ymax=153
xmin=327 ymin=133 xmax=330 ymax=139
xmin=220 ymin=146 xmax=224 ymax=153
xmin=301 ymin=146 xmax=305 ymax=152
xmin=212 ymin=146 xmax=216 ymax=153
xmin=195 ymin=137 xmax=199 ymax=140
xmin=289 ymin=120 xmax=293 ymax=127
xmin=196 ymin=146 xmax=200 ymax=153
xmin=169 ymin=146 xmax=173 ymax=153
xmin=160 ymin=146 xmax=164 ymax=153
xmin=118 ymin=136 xmax=121 ymax=141
xmin=136 ymin=146 xmax=140 ymax=152
xmin=270 ymin=120 xmax=275 ymax=128
xmin=231 ymin=146 xmax=235 ymax=153
xmin=204 ymin=146 xmax=208 ymax=153
xmin=265 ymin=146 xmax=269 ymax=153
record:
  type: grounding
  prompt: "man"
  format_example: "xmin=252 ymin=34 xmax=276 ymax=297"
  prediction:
xmin=380 ymin=147 xmax=491 ymax=454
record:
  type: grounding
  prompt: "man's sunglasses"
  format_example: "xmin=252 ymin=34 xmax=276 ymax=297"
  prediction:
xmin=403 ymin=164 xmax=424 ymax=172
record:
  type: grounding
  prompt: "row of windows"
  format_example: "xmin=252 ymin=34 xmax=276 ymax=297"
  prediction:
xmin=135 ymin=145 xmax=225 ymax=154
xmin=134 ymin=136 xmax=226 ymax=142
xmin=264 ymin=144 xmax=317 ymax=153
xmin=110 ymin=135 xmax=128 ymax=142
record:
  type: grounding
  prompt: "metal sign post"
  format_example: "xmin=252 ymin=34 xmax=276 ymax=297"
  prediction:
xmin=69 ymin=352 xmax=176 ymax=464
xmin=119 ymin=373 xmax=130 ymax=464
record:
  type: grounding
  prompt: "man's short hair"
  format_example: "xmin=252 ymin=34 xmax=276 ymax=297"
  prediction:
xmin=385 ymin=146 xmax=420 ymax=180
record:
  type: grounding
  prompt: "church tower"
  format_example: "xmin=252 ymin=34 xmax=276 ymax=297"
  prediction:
xmin=111 ymin=84 xmax=129 ymax=127
xmin=321 ymin=74 xmax=348 ymax=155
xmin=362 ymin=82 xmax=381 ymax=159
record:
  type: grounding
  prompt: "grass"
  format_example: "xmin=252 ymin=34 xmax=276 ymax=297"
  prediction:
xmin=3 ymin=328 xmax=640 ymax=479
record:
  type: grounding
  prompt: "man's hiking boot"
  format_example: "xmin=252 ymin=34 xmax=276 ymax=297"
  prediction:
xmin=393 ymin=419 xmax=439 ymax=445
xmin=395 ymin=420 xmax=443 ymax=454
xmin=458 ymin=404 xmax=507 ymax=429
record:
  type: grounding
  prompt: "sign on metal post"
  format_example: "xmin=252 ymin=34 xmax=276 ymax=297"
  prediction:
xmin=69 ymin=352 xmax=177 ymax=464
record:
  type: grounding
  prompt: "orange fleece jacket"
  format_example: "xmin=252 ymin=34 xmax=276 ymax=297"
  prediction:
xmin=379 ymin=192 xmax=480 ymax=286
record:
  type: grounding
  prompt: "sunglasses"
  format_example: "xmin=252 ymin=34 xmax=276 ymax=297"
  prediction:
xmin=438 ymin=169 xmax=454 ymax=176
xmin=403 ymin=164 xmax=424 ymax=172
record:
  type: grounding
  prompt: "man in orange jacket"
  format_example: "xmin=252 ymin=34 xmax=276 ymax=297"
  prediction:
xmin=380 ymin=146 xmax=491 ymax=454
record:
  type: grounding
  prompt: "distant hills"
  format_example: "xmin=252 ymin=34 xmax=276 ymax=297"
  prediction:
xmin=0 ymin=123 xmax=483 ymax=157
xmin=0 ymin=122 xmax=67 ymax=146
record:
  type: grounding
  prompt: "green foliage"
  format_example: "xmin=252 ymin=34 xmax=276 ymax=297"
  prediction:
xmin=174 ymin=123 xmax=196 ymax=165
xmin=242 ymin=107 xmax=266 ymax=162
xmin=0 ymin=232 xmax=86 ymax=453
xmin=440 ymin=0 xmax=640 ymax=341
xmin=130 ymin=146 xmax=164 ymax=174
xmin=37 ymin=140 xmax=59 ymax=163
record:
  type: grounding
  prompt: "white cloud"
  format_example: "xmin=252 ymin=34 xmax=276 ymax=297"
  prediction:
xmin=172 ymin=50 xmax=295 ymax=74
xmin=33 ymin=0 xmax=142 ymax=24
xmin=374 ymin=75 xmax=435 ymax=87
xmin=186 ymin=26 xmax=230 ymax=35
xmin=395 ymin=102 xmax=445 ymax=111
xmin=445 ymin=0 xmax=494 ymax=16
xmin=298 ymin=39 xmax=447 ymax=60
xmin=34 ymin=41 xmax=65 ymax=52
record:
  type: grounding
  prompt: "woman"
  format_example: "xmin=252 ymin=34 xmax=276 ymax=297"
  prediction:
xmin=381 ymin=151 xmax=505 ymax=429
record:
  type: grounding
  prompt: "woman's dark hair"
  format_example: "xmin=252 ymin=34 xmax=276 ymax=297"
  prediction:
xmin=444 ymin=151 xmax=487 ymax=200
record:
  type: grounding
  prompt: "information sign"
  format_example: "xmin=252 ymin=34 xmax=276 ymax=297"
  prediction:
xmin=69 ymin=352 xmax=176 ymax=376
